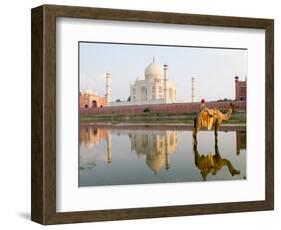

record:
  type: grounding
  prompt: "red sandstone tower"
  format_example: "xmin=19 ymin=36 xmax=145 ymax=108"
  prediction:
xmin=235 ymin=76 xmax=247 ymax=101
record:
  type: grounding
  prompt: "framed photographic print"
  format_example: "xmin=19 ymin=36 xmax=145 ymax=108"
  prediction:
xmin=31 ymin=4 xmax=274 ymax=225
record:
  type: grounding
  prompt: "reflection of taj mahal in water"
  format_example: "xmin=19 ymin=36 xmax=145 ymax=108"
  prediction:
xmin=79 ymin=126 xmax=178 ymax=173
xmin=79 ymin=126 xmax=112 ymax=166
xmin=130 ymin=131 xmax=178 ymax=173
xmin=79 ymin=126 xmax=246 ymax=179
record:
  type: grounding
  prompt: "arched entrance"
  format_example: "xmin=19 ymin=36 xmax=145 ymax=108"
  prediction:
xmin=92 ymin=100 xmax=97 ymax=108
xmin=141 ymin=87 xmax=147 ymax=101
xmin=169 ymin=88 xmax=173 ymax=100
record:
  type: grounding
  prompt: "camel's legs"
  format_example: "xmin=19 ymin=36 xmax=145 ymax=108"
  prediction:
xmin=222 ymin=159 xmax=240 ymax=176
xmin=193 ymin=118 xmax=199 ymax=144
xmin=214 ymin=120 xmax=219 ymax=143
xmin=215 ymin=136 xmax=219 ymax=154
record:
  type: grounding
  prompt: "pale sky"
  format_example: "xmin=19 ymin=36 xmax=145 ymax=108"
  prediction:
xmin=79 ymin=42 xmax=247 ymax=102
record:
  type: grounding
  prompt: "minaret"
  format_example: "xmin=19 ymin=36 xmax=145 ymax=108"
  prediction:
xmin=191 ymin=77 xmax=195 ymax=102
xmin=165 ymin=132 xmax=170 ymax=170
xmin=163 ymin=64 xmax=168 ymax=103
xmin=106 ymin=131 xmax=112 ymax=164
xmin=105 ymin=72 xmax=111 ymax=103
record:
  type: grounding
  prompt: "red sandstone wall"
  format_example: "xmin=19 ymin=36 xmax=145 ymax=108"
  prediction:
xmin=80 ymin=94 xmax=108 ymax=108
xmin=80 ymin=101 xmax=246 ymax=116
xmin=237 ymin=81 xmax=246 ymax=100
xmin=235 ymin=80 xmax=246 ymax=101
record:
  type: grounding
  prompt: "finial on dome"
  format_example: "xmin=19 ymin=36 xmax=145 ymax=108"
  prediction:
xmin=153 ymin=56 xmax=155 ymax=63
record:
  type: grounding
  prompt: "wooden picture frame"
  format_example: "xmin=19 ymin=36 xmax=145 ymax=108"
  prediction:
xmin=31 ymin=4 xmax=274 ymax=225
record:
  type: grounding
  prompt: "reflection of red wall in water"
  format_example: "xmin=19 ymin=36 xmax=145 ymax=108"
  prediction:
xmin=80 ymin=101 xmax=246 ymax=116
xmin=236 ymin=130 xmax=246 ymax=155
xmin=80 ymin=127 xmax=108 ymax=146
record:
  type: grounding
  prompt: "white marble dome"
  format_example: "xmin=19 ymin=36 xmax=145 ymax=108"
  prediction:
xmin=85 ymin=89 xmax=93 ymax=95
xmin=145 ymin=60 xmax=163 ymax=80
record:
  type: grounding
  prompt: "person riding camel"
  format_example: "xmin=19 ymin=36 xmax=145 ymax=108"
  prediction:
xmin=197 ymin=98 xmax=214 ymax=131
xmin=200 ymin=98 xmax=207 ymax=111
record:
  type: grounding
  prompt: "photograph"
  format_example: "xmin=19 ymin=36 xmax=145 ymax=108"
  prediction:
xmin=78 ymin=42 xmax=247 ymax=187
xmin=30 ymin=4 xmax=274 ymax=225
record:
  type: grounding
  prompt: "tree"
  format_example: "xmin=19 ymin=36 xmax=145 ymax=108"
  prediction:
xmin=143 ymin=108 xmax=150 ymax=113
xmin=116 ymin=99 xmax=121 ymax=102
xmin=127 ymin=96 xmax=131 ymax=102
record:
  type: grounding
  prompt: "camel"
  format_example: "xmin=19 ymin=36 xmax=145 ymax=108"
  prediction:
xmin=192 ymin=135 xmax=240 ymax=181
xmin=193 ymin=103 xmax=235 ymax=143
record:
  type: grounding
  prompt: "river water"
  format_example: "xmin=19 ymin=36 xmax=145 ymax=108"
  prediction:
xmin=79 ymin=124 xmax=246 ymax=187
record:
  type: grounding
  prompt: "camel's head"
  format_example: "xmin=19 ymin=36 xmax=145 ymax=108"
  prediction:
xmin=230 ymin=103 xmax=236 ymax=110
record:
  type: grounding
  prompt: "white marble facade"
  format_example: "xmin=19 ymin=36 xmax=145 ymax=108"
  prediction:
xmin=130 ymin=58 xmax=176 ymax=104
xmin=110 ymin=58 xmax=176 ymax=106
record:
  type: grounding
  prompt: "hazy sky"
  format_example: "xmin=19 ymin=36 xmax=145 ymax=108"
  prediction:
xmin=79 ymin=42 xmax=247 ymax=102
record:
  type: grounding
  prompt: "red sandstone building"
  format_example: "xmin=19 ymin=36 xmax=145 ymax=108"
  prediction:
xmin=80 ymin=126 xmax=108 ymax=147
xmin=79 ymin=89 xmax=108 ymax=108
xmin=235 ymin=76 xmax=246 ymax=101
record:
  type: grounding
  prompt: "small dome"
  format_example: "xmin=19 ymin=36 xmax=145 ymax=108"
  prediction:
xmin=85 ymin=89 xmax=94 ymax=95
xmin=145 ymin=58 xmax=163 ymax=80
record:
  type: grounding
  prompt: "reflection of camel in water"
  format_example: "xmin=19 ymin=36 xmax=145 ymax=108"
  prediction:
xmin=193 ymin=103 xmax=235 ymax=143
xmin=193 ymin=136 xmax=240 ymax=181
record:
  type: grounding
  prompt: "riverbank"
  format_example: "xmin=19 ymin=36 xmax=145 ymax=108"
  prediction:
xmin=80 ymin=122 xmax=246 ymax=132
xmin=80 ymin=111 xmax=246 ymax=125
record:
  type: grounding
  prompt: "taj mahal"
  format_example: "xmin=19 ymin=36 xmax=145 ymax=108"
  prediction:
xmin=127 ymin=58 xmax=176 ymax=105
xmin=80 ymin=57 xmax=247 ymax=109
xmin=80 ymin=58 xmax=177 ymax=108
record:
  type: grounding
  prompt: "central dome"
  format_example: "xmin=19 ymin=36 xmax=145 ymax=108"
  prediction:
xmin=145 ymin=58 xmax=163 ymax=80
xmin=85 ymin=89 xmax=94 ymax=95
